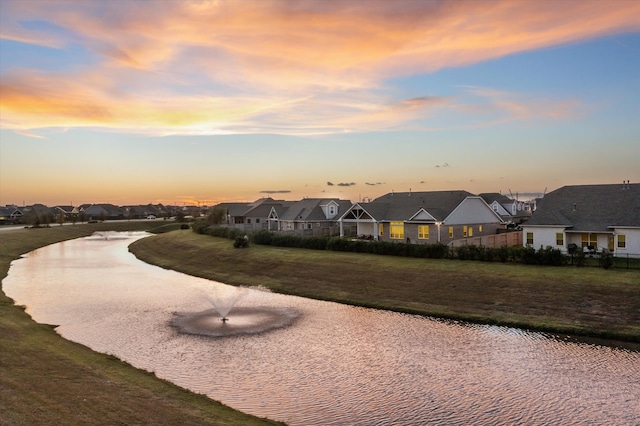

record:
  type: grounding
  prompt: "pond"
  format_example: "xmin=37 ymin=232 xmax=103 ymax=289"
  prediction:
xmin=3 ymin=232 xmax=639 ymax=425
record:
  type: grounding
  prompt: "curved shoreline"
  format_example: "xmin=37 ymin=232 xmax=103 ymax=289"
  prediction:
xmin=129 ymin=231 xmax=640 ymax=348
xmin=0 ymin=224 xmax=284 ymax=425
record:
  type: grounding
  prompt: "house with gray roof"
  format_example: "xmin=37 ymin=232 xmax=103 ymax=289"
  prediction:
xmin=212 ymin=198 xmax=290 ymax=230
xmin=339 ymin=190 xmax=504 ymax=244
xmin=80 ymin=204 xmax=125 ymax=220
xmin=0 ymin=205 xmax=23 ymax=224
xmin=521 ymin=182 xmax=640 ymax=258
xmin=211 ymin=197 xmax=351 ymax=235
xmin=269 ymin=198 xmax=352 ymax=236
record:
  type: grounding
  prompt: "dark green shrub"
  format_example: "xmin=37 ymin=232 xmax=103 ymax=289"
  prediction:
xmin=497 ymin=246 xmax=510 ymax=263
xmin=191 ymin=221 xmax=209 ymax=234
xmin=537 ymin=246 xmax=565 ymax=266
xmin=251 ymin=230 xmax=274 ymax=245
xmin=599 ymin=253 xmax=614 ymax=269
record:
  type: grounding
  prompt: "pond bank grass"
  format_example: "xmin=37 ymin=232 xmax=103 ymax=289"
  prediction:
xmin=129 ymin=231 xmax=640 ymax=345
xmin=0 ymin=223 xmax=284 ymax=426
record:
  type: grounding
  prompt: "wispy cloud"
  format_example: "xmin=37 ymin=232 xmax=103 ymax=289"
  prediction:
xmin=1 ymin=0 xmax=637 ymax=135
xmin=259 ymin=190 xmax=291 ymax=194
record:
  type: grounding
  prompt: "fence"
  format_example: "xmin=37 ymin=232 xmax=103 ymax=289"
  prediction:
xmin=448 ymin=231 xmax=522 ymax=249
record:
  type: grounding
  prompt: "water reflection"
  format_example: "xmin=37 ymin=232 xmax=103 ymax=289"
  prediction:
xmin=4 ymin=232 xmax=640 ymax=425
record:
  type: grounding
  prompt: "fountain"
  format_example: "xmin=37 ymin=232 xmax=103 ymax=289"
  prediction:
xmin=170 ymin=285 xmax=299 ymax=337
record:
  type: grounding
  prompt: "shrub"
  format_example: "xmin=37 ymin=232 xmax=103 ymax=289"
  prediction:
xmin=599 ymin=252 xmax=614 ymax=269
xmin=191 ymin=221 xmax=209 ymax=234
xmin=251 ymin=230 xmax=274 ymax=245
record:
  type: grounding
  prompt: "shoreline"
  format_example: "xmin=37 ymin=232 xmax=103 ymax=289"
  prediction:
xmin=129 ymin=230 xmax=640 ymax=348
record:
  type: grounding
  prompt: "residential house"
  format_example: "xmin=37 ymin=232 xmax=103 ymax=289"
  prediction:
xmin=211 ymin=197 xmax=351 ymax=236
xmin=53 ymin=205 xmax=79 ymax=221
xmin=0 ymin=205 xmax=23 ymax=224
xmin=80 ymin=203 xmax=125 ymax=221
xmin=212 ymin=198 xmax=289 ymax=230
xmin=479 ymin=193 xmax=532 ymax=225
xmin=339 ymin=190 xmax=504 ymax=244
xmin=271 ymin=198 xmax=352 ymax=236
xmin=521 ymin=182 xmax=640 ymax=258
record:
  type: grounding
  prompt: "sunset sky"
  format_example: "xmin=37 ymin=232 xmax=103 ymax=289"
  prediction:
xmin=1 ymin=0 xmax=639 ymax=207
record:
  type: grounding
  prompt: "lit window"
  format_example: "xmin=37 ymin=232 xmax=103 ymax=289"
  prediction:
xmin=418 ymin=225 xmax=429 ymax=239
xmin=556 ymin=233 xmax=563 ymax=246
xmin=618 ymin=234 xmax=626 ymax=248
xmin=609 ymin=236 xmax=614 ymax=251
xmin=479 ymin=225 xmax=483 ymax=233
xmin=378 ymin=223 xmax=384 ymax=236
xmin=581 ymin=233 xmax=597 ymax=249
xmin=526 ymin=232 xmax=533 ymax=245
xmin=390 ymin=222 xmax=404 ymax=239
xmin=468 ymin=227 xmax=473 ymax=237
xmin=448 ymin=226 xmax=454 ymax=239
xmin=463 ymin=226 xmax=468 ymax=237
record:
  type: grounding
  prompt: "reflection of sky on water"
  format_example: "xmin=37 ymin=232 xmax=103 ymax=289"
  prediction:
xmin=4 ymin=233 xmax=640 ymax=426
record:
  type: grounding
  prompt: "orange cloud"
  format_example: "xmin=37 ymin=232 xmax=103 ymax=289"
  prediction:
xmin=1 ymin=0 xmax=638 ymax=135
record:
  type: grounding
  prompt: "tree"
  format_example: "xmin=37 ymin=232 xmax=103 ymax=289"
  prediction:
xmin=207 ymin=208 xmax=226 ymax=225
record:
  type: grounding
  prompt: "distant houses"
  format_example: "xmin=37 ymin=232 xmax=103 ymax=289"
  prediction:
xmin=4 ymin=181 xmax=637 ymax=257
xmin=522 ymin=182 xmax=640 ymax=258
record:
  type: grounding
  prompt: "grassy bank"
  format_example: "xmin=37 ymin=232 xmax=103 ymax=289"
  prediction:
xmin=130 ymin=231 xmax=640 ymax=344
xmin=0 ymin=223 xmax=283 ymax=426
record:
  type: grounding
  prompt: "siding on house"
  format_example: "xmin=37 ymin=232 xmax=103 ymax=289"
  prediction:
xmin=522 ymin=183 xmax=640 ymax=258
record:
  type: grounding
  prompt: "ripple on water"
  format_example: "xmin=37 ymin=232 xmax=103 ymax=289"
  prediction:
xmin=3 ymin=233 xmax=640 ymax=426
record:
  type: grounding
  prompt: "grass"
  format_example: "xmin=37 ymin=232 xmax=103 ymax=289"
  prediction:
xmin=129 ymin=231 xmax=640 ymax=345
xmin=0 ymin=222 xmax=284 ymax=426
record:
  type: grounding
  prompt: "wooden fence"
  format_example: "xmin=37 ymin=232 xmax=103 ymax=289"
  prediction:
xmin=448 ymin=231 xmax=522 ymax=249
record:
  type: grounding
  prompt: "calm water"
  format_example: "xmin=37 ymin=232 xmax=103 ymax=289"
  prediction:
xmin=4 ymin=232 xmax=639 ymax=425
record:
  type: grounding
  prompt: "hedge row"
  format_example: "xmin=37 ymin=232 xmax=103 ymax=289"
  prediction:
xmin=191 ymin=223 xmax=571 ymax=266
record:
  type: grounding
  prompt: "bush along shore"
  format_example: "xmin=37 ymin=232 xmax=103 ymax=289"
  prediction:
xmin=0 ymin=223 xmax=284 ymax=426
xmin=192 ymin=222 xmax=639 ymax=269
xmin=129 ymin=227 xmax=640 ymax=346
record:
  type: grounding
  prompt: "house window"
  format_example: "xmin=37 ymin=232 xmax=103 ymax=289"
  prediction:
xmin=479 ymin=225 xmax=483 ymax=233
xmin=556 ymin=233 xmax=564 ymax=246
xmin=581 ymin=233 xmax=597 ymax=249
xmin=609 ymin=236 xmax=614 ymax=251
xmin=390 ymin=222 xmax=404 ymax=239
xmin=418 ymin=225 xmax=429 ymax=239
xmin=526 ymin=232 xmax=533 ymax=245
xmin=256 ymin=218 xmax=260 ymax=224
xmin=247 ymin=218 xmax=251 ymax=224
xmin=448 ymin=226 xmax=454 ymax=239
xmin=468 ymin=227 xmax=473 ymax=237
xmin=492 ymin=205 xmax=498 ymax=212
xmin=618 ymin=234 xmax=626 ymax=248
xmin=463 ymin=226 xmax=468 ymax=237
xmin=329 ymin=206 xmax=336 ymax=215
xmin=378 ymin=223 xmax=384 ymax=236
xmin=307 ymin=223 xmax=312 ymax=229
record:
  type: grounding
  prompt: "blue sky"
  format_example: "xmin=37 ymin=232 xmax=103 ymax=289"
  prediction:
xmin=1 ymin=0 xmax=639 ymax=206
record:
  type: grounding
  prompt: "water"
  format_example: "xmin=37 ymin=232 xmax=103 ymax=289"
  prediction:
xmin=3 ymin=232 xmax=640 ymax=425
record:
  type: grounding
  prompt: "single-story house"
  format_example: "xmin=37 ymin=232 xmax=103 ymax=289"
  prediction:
xmin=521 ymin=182 xmax=640 ymax=258
xmin=270 ymin=198 xmax=352 ymax=236
xmin=80 ymin=203 xmax=125 ymax=220
xmin=212 ymin=197 xmax=351 ymax=236
xmin=0 ymin=206 xmax=24 ymax=223
xmin=339 ymin=190 xmax=504 ymax=244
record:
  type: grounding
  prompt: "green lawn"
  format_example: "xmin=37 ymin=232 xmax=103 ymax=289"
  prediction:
xmin=130 ymin=231 xmax=640 ymax=344
xmin=0 ymin=223 xmax=283 ymax=426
